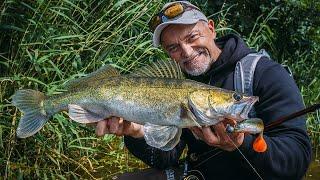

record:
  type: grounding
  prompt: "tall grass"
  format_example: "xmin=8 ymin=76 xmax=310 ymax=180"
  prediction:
xmin=0 ymin=0 xmax=164 ymax=178
xmin=0 ymin=0 xmax=319 ymax=179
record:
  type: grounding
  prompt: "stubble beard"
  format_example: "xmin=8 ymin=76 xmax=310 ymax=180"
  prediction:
xmin=180 ymin=48 xmax=213 ymax=76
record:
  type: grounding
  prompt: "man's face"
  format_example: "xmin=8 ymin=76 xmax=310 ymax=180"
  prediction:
xmin=161 ymin=20 xmax=218 ymax=76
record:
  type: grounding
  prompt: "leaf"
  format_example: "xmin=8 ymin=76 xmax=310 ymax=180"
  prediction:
xmin=0 ymin=25 xmax=25 ymax=32
xmin=51 ymin=35 xmax=84 ymax=40
xmin=113 ymin=0 xmax=131 ymax=9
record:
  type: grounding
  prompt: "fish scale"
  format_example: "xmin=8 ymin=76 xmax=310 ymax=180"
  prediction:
xmin=12 ymin=60 xmax=264 ymax=151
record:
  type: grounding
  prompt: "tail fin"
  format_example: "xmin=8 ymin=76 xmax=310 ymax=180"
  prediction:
xmin=12 ymin=89 xmax=49 ymax=138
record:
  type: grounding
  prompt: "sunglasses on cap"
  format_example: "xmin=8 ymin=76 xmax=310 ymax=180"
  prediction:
xmin=148 ymin=2 xmax=199 ymax=32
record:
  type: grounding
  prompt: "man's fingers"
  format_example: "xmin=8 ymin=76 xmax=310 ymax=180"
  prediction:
xmin=115 ymin=118 xmax=124 ymax=136
xmin=228 ymin=132 xmax=244 ymax=144
xmin=202 ymin=127 xmax=220 ymax=145
xmin=109 ymin=117 xmax=120 ymax=134
xmin=123 ymin=120 xmax=133 ymax=135
xmin=95 ymin=117 xmax=142 ymax=137
xmin=190 ymin=127 xmax=205 ymax=140
xmin=212 ymin=123 xmax=229 ymax=143
xmin=223 ymin=118 xmax=237 ymax=126
xmin=96 ymin=120 xmax=108 ymax=136
xmin=189 ymin=120 xmax=245 ymax=151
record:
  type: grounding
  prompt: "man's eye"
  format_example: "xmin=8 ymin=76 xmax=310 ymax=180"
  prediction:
xmin=189 ymin=34 xmax=199 ymax=42
xmin=168 ymin=46 xmax=178 ymax=53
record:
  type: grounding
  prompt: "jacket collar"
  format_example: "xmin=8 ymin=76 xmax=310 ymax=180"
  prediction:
xmin=186 ymin=34 xmax=254 ymax=83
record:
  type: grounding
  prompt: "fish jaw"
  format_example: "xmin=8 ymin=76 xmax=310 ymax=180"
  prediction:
xmin=245 ymin=96 xmax=260 ymax=118
xmin=232 ymin=96 xmax=259 ymax=120
xmin=187 ymin=89 xmax=259 ymax=126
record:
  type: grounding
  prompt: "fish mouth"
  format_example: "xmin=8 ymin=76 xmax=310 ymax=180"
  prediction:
xmin=239 ymin=96 xmax=259 ymax=119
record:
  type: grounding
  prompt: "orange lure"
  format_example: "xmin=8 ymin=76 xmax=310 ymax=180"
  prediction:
xmin=253 ymin=133 xmax=267 ymax=153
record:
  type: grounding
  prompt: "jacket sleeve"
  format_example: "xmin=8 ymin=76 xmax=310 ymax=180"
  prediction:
xmin=235 ymin=58 xmax=312 ymax=179
xmin=124 ymin=135 xmax=186 ymax=169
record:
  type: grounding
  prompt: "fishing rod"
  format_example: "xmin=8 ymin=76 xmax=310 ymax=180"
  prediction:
xmin=226 ymin=103 xmax=320 ymax=134
xmin=224 ymin=103 xmax=320 ymax=154
xmin=181 ymin=104 xmax=320 ymax=180
xmin=264 ymin=103 xmax=320 ymax=130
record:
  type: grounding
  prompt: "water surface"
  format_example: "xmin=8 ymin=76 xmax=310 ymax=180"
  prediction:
xmin=305 ymin=158 xmax=320 ymax=180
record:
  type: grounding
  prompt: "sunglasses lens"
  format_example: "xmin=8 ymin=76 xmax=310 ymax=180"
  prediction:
xmin=149 ymin=15 xmax=161 ymax=31
xmin=149 ymin=3 xmax=186 ymax=32
xmin=164 ymin=3 xmax=184 ymax=18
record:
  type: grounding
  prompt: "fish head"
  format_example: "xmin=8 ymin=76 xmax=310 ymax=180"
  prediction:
xmin=188 ymin=89 xmax=259 ymax=123
xmin=217 ymin=91 xmax=259 ymax=119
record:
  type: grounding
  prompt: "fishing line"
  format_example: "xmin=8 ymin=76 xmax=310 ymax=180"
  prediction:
xmin=227 ymin=134 xmax=263 ymax=180
xmin=193 ymin=150 xmax=223 ymax=168
xmin=187 ymin=135 xmax=262 ymax=179
xmin=193 ymin=146 xmax=222 ymax=160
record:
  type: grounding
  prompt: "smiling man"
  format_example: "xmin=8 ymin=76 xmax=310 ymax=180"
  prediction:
xmin=96 ymin=1 xmax=312 ymax=179
xmin=160 ymin=20 xmax=221 ymax=76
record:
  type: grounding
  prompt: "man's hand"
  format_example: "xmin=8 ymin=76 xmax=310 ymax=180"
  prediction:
xmin=95 ymin=117 xmax=144 ymax=138
xmin=189 ymin=119 xmax=244 ymax=151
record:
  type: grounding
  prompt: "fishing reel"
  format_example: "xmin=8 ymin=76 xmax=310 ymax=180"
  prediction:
xmin=182 ymin=170 xmax=205 ymax=180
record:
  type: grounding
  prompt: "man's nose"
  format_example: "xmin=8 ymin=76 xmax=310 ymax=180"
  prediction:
xmin=180 ymin=43 xmax=193 ymax=59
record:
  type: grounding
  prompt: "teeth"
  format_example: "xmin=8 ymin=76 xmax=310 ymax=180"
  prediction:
xmin=240 ymin=97 xmax=259 ymax=118
xmin=184 ymin=53 xmax=201 ymax=64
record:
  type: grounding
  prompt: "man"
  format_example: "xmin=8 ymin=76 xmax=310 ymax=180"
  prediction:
xmin=95 ymin=1 xmax=312 ymax=179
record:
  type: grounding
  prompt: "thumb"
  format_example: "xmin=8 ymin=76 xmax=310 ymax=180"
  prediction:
xmin=96 ymin=119 xmax=109 ymax=136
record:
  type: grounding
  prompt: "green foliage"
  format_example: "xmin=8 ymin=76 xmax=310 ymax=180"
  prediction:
xmin=0 ymin=0 xmax=319 ymax=179
xmin=0 ymin=0 xmax=162 ymax=178
xmin=210 ymin=0 xmax=320 ymax=145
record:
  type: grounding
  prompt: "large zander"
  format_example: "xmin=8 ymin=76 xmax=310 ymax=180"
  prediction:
xmin=12 ymin=60 xmax=263 ymax=151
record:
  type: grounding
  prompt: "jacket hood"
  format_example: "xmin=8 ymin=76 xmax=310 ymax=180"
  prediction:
xmin=208 ymin=33 xmax=254 ymax=76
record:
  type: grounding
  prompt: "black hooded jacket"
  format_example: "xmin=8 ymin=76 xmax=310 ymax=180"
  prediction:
xmin=124 ymin=34 xmax=312 ymax=180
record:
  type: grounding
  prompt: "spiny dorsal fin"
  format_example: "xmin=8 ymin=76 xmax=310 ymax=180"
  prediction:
xmin=64 ymin=65 xmax=119 ymax=89
xmin=131 ymin=60 xmax=185 ymax=79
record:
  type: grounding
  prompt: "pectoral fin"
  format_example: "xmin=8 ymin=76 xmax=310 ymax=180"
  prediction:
xmin=68 ymin=104 xmax=106 ymax=123
xmin=144 ymin=123 xmax=182 ymax=151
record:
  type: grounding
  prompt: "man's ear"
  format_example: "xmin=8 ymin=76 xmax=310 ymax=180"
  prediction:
xmin=207 ymin=19 xmax=216 ymax=37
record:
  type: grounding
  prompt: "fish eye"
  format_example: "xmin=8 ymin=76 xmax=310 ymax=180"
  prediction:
xmin=233 ymin=93 xmax=243 ymax=101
